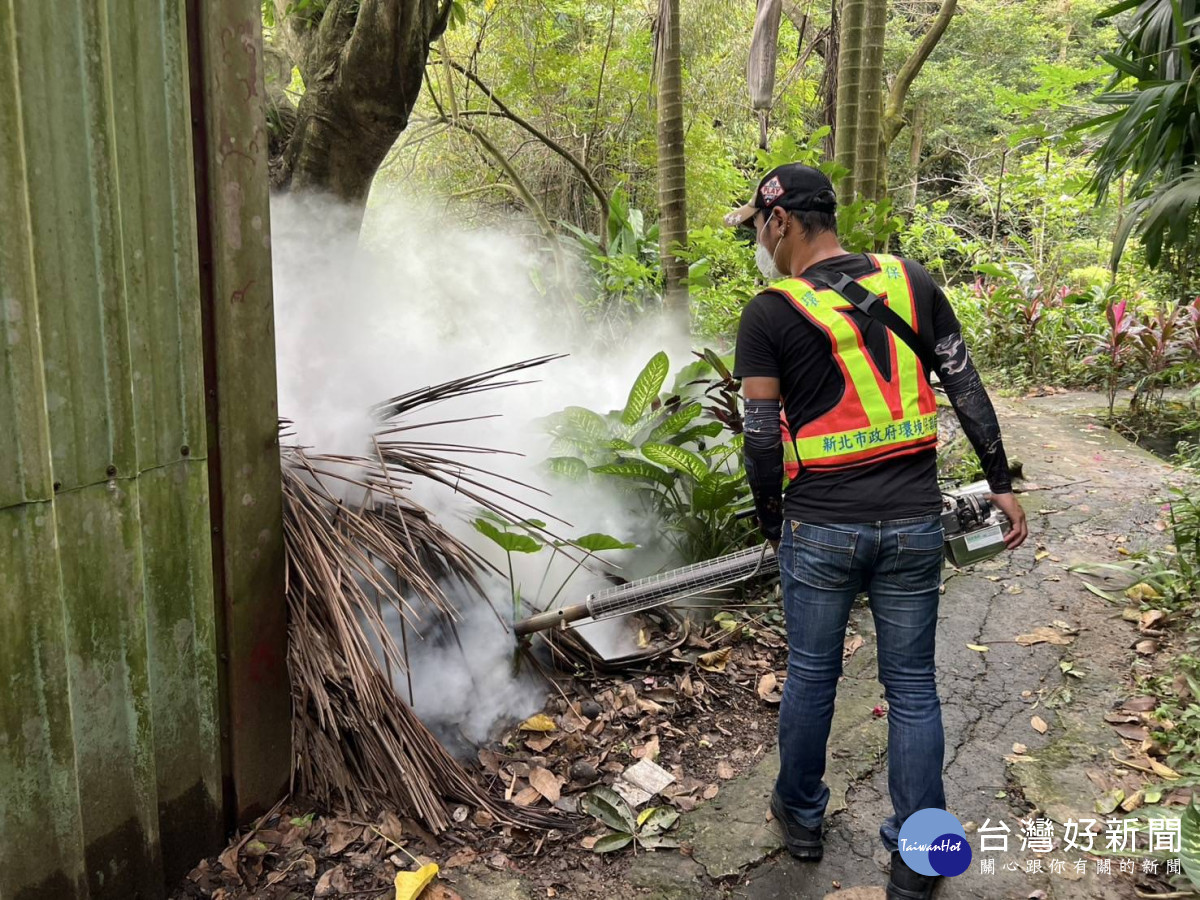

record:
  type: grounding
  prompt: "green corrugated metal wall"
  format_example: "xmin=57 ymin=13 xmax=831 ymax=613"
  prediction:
xmin=0 ymin=1 xmax=245 ymax=896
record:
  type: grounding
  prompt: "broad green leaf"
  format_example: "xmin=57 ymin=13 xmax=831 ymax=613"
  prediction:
xmin=608 ymin=438 xmax=637 ymax=452
xmin=675 ymin=422 xmax=725 ymax=445
xmin=1182 ymin=798 xmax=1200 ymax=890
xmin=544 ymin=456 xmax=589 ymax=481
xmin=643 ymin=442 xmax=710 ymax=482
xmin=472 ymin=518 xmax=542 ymax=553
xmin=692 ymin=473 xmax=740 ymax=512
xmin=592 ymin=832 xmax=634 ymax=853
xmin=571 ymin=532 xmax=637 ymax=552
xmin=621 ymin=352 xmax=670 ymax=426
xmin=974 ymin=262 xmax=1018 ymax=281
xmin=582 ymin=786 xmax=637 ymax=833
xmin=550 ymin=406 xmax=609 ymax=444
xmin=591 ymin=461 xmax=675 ymax=489
xmin=649 ymin=402 xmax=702 ymax=441
xmin=638 ymin=807 xmax=679 ymax=836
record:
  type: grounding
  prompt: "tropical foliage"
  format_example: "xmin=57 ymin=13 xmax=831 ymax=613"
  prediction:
xmin=543 ymin=350 xmax=755 ymax=564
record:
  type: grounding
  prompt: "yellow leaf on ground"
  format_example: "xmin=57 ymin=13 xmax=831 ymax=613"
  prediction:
xmin=966 ymin=644 xmax=990 ymax=652
xmin=698 ymin=647 xmax=731 ymax=672
xmin=1150 ymin=760 xmax=1180 ymax=780
xmin=394 ymin=863 xmax=438 ymax=900
xmin=519 ymin=714 xmax=557 ymax=733
xmin=1126 ymin=583 xmax=1162 ymax=602
xmin=1031 ymin=716 xmax=1048 ymax=734
xmin=1015 ymin=627 xmax=1075 ymax=647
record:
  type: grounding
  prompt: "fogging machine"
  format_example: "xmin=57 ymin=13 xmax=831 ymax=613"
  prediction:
xmin=513 ymin=483 xmax=1009 ymax=637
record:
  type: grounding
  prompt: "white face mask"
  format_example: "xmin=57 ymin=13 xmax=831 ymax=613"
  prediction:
xmin=755 ymin=219 xmax=786 ymax=281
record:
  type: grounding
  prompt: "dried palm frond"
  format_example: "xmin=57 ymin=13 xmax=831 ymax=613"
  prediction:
xmin=283 ymin=357 xmax=570 ymax=832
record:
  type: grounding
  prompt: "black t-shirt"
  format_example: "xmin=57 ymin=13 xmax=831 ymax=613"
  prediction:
xmin=733 ymin=253 xmax=961 ymax=524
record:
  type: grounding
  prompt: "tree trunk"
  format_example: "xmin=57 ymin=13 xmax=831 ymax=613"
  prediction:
xmin=820 ymin=0 xmax=839 ymax=159
xmin=655 ymin=0 xmax=689 ymax=320
xmin=852 ymin=0 xmax=886 ymax=201
xmin=267 ymin=0 xmax=452 ymax=230
xmin=908 ymin=101 xmax=924 ymax=208
xmin=833 ymin=0 xmax=865 ymax=200
xmin=881 ymin=0 xmax=957 ymax=147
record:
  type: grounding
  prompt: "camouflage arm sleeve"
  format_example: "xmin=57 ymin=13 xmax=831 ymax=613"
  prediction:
xmin=934 ymin=332 xmax=1013 ymax=494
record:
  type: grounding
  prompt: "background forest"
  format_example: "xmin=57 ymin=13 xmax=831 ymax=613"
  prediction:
xmin=264 ymin=0 xmax=1199 ymax=432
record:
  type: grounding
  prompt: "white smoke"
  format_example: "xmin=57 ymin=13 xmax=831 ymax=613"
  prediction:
xmin=271 ymin=190 xmax=691 ymax=745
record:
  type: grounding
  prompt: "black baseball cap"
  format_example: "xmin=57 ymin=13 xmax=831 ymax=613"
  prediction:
xmin=724 ymin=163 xmax=837 ymax=230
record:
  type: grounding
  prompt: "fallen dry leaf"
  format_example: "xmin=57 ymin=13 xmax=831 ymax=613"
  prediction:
xmin=326 ymin=821 xmax=361 ymax=856
xmin=1112 ymin=721 xmax=1150 ymax=741
xmin=444 ymin=848 xmax=478 ymax=869
xmin=1031 ymin=716 xmax=1048 ymax=734
xmin=843 ymin=634 xmax=865 ymax=659
xmin=1150 ymin=760 xmax=1180 ymax=780
xmin=1012 ymin=743 xmax=1027 ymax=755
xmin=1015 ymin=626 xmax=1074 ymax=647
xmin=1139 ymin=609 xmax=1167 ymax=631
xmin=580 ymin=835 xmax=600 ymax=850
xmin=519 ymin=713 xmax=558 ymax=733
xmin=512 ymin=787 xmax=542 ymax=807
xmin=757 ymin=672 xmax=783 ymax=704
xmin=1121 ymin=695 xmax=1158 ymax=712
xmin=314 ymin=866 xmax=352 ymax=898
xmin=1120 ymin=790 xmax=1144 ymax=813
xmin=702 ymin=783 xmax=720 ymax=800
xmin=1134 ymin=639 xmax=1159 ymax=656
xmin=631 ymin=736 xmax=660 ymax=762
xmin=529 ymin=767 xmax=563 ymax=804
xmin=525 ymin=735 xmax=557 ymax=752
xmin=966 ymin=643 xmax=989 ymax=653
xmin=698 ymin=647 xmax=731 ymax=672
xmin=716 ymin=760 xmax=736 ymax=780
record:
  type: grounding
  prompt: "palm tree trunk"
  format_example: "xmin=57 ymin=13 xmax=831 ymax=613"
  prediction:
xmin=833 ymin=0 xmax=865 ymax=200
xmin=853 ymin=0 xmax=886 ymax=201
xmin=655 ymin=0 xmax=689 ymax=320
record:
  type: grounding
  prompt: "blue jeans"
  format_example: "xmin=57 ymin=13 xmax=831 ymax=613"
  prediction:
xmin=774 ymin=515 xmax=947 ymax=852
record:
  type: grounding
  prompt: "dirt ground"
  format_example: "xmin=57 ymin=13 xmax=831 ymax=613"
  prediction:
xmin=176 ymin=392 xmax=1196 ymax=900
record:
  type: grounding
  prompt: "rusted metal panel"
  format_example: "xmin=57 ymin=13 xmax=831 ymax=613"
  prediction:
xmin=13 ymin=0 xmax=136 ymax=493
xmin=187 ymin=0 xmax=291 ymax=822
xmin=2 ymin=0 xmax=244 ymax=896
xmin=0 ymin=0 xmax=53 ymax=512
xmin=105 ymin=0 xmax=225 ymax=881
xmin=137 ymin=462 xmax=224 ymax=884
xmin=53 ymin=482 xmax=165 ymax=898
xmin=107 ymin=0 xmax=208 ymax=470
xmin=0 ymin=504 xmax=89 ymax=900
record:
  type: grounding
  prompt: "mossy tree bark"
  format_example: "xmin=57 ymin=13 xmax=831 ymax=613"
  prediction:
xmin=266 ymin=0 xmax=454 ymax=230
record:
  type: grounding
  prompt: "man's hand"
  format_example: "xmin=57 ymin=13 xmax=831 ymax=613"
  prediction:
xmin=988 ymin=492 xmax=1028 ymax=550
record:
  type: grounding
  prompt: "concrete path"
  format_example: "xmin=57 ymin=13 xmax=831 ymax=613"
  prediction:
xmin=459 ymin=393 xmax=1180 ymax=900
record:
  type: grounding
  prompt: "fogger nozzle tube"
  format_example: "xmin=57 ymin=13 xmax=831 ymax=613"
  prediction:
xmin=513 ymin=603 xmax=590 ymax=636
xmin=512 ymin=543 xmax=778 ymax=636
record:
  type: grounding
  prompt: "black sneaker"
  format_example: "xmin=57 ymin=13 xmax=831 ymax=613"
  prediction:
xmin=769 ymin=792 xmax=823 ymax=860
xmin=887 ymin=850 xmax=942 ymax=900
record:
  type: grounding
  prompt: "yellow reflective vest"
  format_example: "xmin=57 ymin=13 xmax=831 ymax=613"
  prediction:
xmin=770 ymin=254 xmax=939 ymax=476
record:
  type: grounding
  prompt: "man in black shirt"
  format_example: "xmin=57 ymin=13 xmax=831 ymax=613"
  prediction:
xmin=728 ymin=164 xmax=1027 ymax=900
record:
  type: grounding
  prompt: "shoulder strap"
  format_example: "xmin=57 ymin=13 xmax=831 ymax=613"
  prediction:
xmin=823 ymin=270 xmax=939 ymax=375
